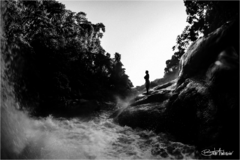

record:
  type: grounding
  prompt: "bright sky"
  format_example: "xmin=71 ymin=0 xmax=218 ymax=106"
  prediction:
xmin=57 ymin=0 xmax=188 ymax=86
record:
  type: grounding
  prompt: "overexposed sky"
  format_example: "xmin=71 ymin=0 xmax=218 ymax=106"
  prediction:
xmin=57 ymin=0 xmax=188 ymax=86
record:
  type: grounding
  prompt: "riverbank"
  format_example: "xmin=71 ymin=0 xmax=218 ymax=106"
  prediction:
xmin=113 ymin=20 xmax=239 ymax=159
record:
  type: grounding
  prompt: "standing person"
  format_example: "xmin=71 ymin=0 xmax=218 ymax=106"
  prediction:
xmin=144 ymin=70 xmax=150 ymax=94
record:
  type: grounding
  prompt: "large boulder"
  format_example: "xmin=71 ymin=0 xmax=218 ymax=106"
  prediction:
xmin=113 ymin=20 xmax=239 ymax=159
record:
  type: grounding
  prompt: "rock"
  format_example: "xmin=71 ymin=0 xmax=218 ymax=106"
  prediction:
xmin=116 ymin=101 xmax=167 ymax=130
xmin=178 ymin=19 xmax=239 ymax=87
xmin=113 ymin=20 xmax=239 ymax=158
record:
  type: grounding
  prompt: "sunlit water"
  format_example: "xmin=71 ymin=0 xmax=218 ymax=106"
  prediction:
xmin=1 ymin=90 xmax=197 ymax=159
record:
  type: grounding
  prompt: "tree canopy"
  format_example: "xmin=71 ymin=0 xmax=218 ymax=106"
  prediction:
xmin=164 ymin=0 xmax=239 ymax=79
xmin=1 ymin=0 xmax=133 ymax=114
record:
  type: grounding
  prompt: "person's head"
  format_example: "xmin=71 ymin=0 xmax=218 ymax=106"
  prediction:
xmin=145 ymin=70 xmax=148 ymax=74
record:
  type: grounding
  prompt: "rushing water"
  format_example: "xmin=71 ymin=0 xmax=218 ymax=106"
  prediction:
xmin=1 ymin=87 xmax=197 ymax=159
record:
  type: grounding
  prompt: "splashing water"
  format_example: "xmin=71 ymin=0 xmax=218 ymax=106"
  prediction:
xmin=1 ymin=87 xmax=197 ymax=159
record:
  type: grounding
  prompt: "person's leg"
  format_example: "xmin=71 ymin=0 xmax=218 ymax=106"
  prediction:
xmin=146 ymin=83 xmax=149 ymax=94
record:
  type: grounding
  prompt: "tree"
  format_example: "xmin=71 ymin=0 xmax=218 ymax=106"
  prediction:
xmin=164 ymin=1 xmax=239 ymax=78
xmin=2 ymin=0 xmax=133 ymax=114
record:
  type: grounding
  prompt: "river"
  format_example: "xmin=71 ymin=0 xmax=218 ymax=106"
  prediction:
xmin=1 ymin=90 xmax=197 ymax=159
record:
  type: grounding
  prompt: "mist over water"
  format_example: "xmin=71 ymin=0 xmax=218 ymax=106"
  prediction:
xmin=1 ymin=84 xmax=196 ymax=159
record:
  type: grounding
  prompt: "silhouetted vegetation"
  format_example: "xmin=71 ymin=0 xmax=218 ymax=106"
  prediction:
xmin=164 ymin=1 xmax=239 ymax=78
xmin=1 ymin=0 xmax=133 ymax=115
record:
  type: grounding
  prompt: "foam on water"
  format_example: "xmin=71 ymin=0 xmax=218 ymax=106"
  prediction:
xmin=1 ymin=86 xmax=197 ymax=159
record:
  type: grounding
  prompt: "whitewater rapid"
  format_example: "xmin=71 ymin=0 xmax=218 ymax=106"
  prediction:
xmin=1 ymin=88 xmax=197 ymax=159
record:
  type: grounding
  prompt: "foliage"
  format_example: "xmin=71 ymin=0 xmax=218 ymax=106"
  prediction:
xmin=164 ymin=1 xmax=239 ymax=78
xmin=1 ymin=0 xmax=133 ymax=114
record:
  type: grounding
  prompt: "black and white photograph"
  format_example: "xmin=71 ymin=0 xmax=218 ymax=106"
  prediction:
xmin=1 ymin=0 xmax=239 ymax=159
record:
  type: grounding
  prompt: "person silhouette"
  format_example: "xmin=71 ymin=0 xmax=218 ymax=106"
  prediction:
xmin=144 ymin=70 xmax=150 ymax=94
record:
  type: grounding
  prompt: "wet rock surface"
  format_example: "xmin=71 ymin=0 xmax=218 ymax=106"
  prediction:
xmin=113 ymin=20 xmax=239 ymax=159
